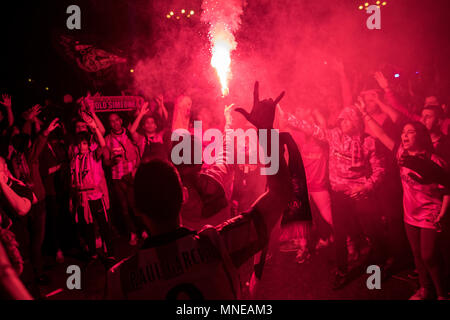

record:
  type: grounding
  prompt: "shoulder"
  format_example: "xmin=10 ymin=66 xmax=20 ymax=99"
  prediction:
xmin=135 ymin=133 xmax=145 ymax=143
xmin=104 ymin=134 xmax=112 ymax=142
xmin=430 ymin=153 xmax=447 ymax=170
xmin=328 ymin=128 xmax=341 ymax=140
xmin=198 ymin=225 xmax=219 ymax=240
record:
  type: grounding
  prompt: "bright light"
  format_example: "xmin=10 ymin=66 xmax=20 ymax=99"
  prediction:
xmin=211 ymin=41 xmax=231 ymax=96
xmin=394 ymin=73 xmax=400 ymax=78
xmin=28 ymin=78 xmax=32 ymax=82
xmin=181 ymin=9 xmax=186 ymax=14
xmin=359 ymin=5 xmax=364 ymax=10
xmin=365 ymin=2 xmax=369 ymax=6
xmin=170 ymin=11 xmax=174 ymax=16
xmin=211 ymin=36 xmax=233 ymax=96
xmin=203 ymin=0 xmax=241 ymax=97
xmin=176 ymin=16 xmax=180 ymax=20
xmin=187 ymin=15 xmax=191 ymax=18
xmin=45 ymin=87 xmax=49 ymax=91
xmin=382 ymin=1 xmax=387 ymax=5
xmin=190 ymin=10 xmax=195 ymax=15
xmin=376 ymin=0 xmax=380 ymax=4
xmin=166 ymin=14 xmax=171 ymax=18
xmin=130 ymin=69 xmax=134 ymax=73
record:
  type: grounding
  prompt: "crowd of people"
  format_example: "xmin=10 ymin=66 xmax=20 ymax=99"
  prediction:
xmin=0 ymin=62 xmax=449 ymax=300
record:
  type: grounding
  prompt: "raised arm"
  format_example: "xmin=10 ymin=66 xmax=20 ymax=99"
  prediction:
xmin=375 ymin=71 xmax=420 ymax=122
xmin=154 ymin=95 xmax=169 ymax=121
xmin=83 ymin=95 xmax=105 ymax=136
xmin=356 ymin=96 xmax=395 ymax=151
xmin=234 ymin=82 xmax=291 ymax=231
xmin=0 ymin=94 xmax=14 ymax=128
xmin=172 ymin=95 xmax=192 ymax=131
xmin=129 ymin=101 xmax=150 ymax=142
xmin=212 ymin=82 xmax=291 ymax=272
xmin=286 ymin=113 xmax=328 ymax=142
xmin=81 ymin=112 xmax=107 ymax=159
xmin=332 ymin=59 xmax=353 ymax=107
xmin=30 ymin=118 xmax=59 ymax=164
xmin=22 ymin=105 xmax=42 ymax=135
xmin=377 ymin=95 xmax=400 ymax=124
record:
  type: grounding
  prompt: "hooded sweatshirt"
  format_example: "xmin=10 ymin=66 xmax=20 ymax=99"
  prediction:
xmin=288 ymin=107 xmax=384 ymax=195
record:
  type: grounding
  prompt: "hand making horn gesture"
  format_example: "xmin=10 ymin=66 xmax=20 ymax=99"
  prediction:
xmin=235 ymin=81 xmax=285 ymax=129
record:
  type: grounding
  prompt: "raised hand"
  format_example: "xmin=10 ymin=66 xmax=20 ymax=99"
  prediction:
xmin=354 ymin=96 xmax=367 ymax=115
xmin=0 ymin=94 xmax=12 ymax=108
xmin=235 ymin=81 xmax=285 ymax=129
xmin=84 ymin=95 xmax=96 ymax=114
xmin=224 ymin=103 xmax=236 ymax=126
xmin=24 ymin=104 xmax=42 ymax=121
xmin=81 ymin=111 xmax=96 ymax=129
xmin=139 ymin=101 xmax=150 ymax=116
xmin=78 ymin=91 xmax=95 ymax=113
xmin=374 ymin=71 xmax=389 ymax=90
xmin=48 ymin=118 xmax=60 ymax=132
xmin=44 ymin=118 xmax=59 ymax=136
xmin=154 ymin=94 xmax=164 ymax=107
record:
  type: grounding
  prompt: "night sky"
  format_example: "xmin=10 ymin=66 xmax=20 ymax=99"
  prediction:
xmin=1 ymin=0 xmax=450 ymax=112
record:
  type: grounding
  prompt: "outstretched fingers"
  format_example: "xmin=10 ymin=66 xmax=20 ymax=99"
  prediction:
xmin=274 ymin=91 xmax=286 ymax=106
xmin=234 ymin=107 xmax=250 ymax=119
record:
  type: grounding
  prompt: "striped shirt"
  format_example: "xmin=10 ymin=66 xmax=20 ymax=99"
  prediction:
xmin=105 ymin=130 xmax=139 ymax=180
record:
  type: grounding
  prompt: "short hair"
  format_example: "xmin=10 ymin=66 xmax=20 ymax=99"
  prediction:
xmin=422 ymin=104 xmax=444 ymax=120
xmin=134 ymin=160 xmax=183 ymax=222
xmin=108 ymin=112 xmax=123 ymax=124
xmin=74 ymin=131 xmax=92 ymax=146
xmin=108 ymin=112 xmax=122 ymax=120
xmin=141 ymin=113 xmax=163 ymax=132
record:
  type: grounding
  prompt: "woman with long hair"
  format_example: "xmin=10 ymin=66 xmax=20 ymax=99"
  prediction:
xmin=397 ymin=121 xmax=449 ymax=300
xmin=360 ymin=93 xmax=450 ymax=299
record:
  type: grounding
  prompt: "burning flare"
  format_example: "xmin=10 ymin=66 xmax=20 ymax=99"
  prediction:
xmin=209 ymin=25 xmax=235 ymax=96
xmin=201 ymin=0 xmax=244 ymax=97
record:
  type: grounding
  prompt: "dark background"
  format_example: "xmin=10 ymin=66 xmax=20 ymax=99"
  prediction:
xmin=1 ymin=0 xmax=450 ymax=113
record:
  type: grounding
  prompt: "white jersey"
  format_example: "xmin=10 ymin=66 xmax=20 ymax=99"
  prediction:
xmin=106 ymin=209 xmax=267 ymax=300
xmin=106 ymin=227 xmax=240 ymax=299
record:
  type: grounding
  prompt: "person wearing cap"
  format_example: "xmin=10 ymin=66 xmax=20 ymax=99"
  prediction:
xmin=287 ymin=104 xmax=386 ymax=289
